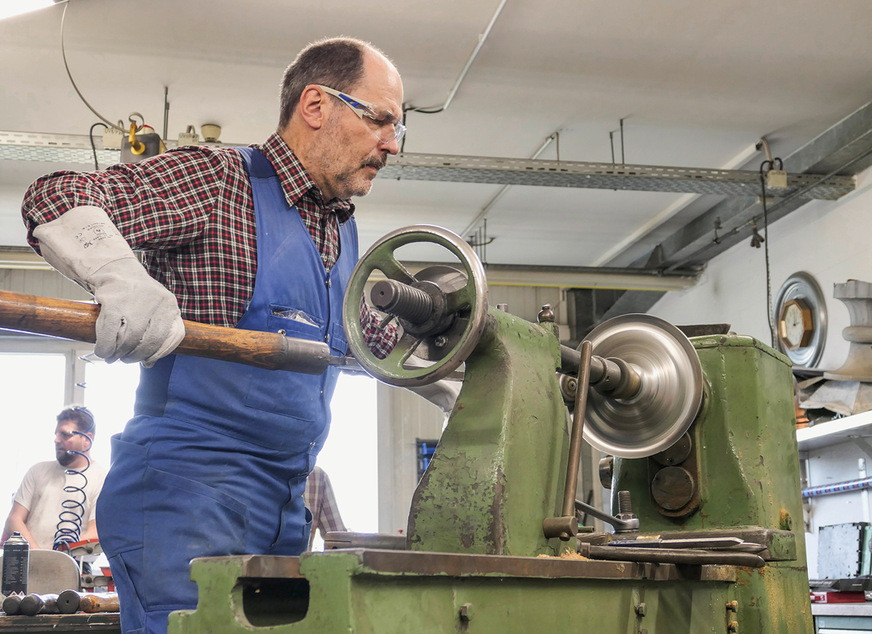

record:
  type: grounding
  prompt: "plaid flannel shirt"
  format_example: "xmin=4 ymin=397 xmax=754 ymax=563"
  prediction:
xmin=304 ymin=466 xmax=347 ymax=550
xmin=22 ymin=133 xmax=396 ymax=357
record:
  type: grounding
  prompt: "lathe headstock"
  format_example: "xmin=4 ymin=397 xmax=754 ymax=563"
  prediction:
xmin=171 ymin=225 xmax=813 ymax=634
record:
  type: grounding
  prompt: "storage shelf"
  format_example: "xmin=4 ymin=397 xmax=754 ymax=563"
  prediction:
xmin=797 ymin=410 xmax=872 ymax=451
xmin=811 ymin=602 xmax=872 ymax=616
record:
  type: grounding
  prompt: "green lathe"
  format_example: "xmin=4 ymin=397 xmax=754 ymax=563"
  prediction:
xmin=169 ymin=226 xmax=812 ymax=634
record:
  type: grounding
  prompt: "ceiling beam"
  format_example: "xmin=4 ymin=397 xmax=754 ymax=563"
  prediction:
xmin=364 ymin=260 xmax=699 ymax=291
xmin=646 ymin=100 xmax=872 ymax=272
xmin=0 ymin=248 xmax=697 ymax=290
xmin=575 ymin=101 xmax=872 ymax=338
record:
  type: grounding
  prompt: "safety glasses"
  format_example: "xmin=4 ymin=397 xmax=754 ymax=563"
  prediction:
xmin=317 ymin=84 xmax=406 ymax=145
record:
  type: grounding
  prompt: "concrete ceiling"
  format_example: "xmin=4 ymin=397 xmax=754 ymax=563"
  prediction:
xmin=1 ymin=0 xmax=871 ymax=280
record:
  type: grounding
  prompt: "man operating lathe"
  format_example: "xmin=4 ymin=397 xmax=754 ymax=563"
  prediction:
xmin=21 ymin=36 xmax=404 ymax=634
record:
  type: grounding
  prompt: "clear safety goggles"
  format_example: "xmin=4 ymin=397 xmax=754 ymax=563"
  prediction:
xmin=317 ymin=84 xmax=406 ymax=145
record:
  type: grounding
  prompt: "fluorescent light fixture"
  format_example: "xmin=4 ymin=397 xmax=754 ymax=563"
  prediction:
xmin=0 ymin=0 xmax=64 ymax=21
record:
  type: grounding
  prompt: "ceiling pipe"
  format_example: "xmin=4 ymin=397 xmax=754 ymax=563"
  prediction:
xmin=370 ymin=261 xmax=699 ymax=291
xmin=406 ymin=0 xmax=509 ymax=114
xmin=461 ymin=131 xmax=557 ymax=238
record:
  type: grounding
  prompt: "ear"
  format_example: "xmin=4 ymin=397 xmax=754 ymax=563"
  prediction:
xmin=298 ymin=85 xmax=328 ymax=131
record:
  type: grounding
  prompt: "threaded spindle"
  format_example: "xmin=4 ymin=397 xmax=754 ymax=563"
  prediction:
xmin=370 ymin=280 xmax=434 ymax=324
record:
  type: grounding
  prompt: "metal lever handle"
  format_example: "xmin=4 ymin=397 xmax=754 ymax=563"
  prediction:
xmin=574 ymin=498 xmax=639 ymax=532
xmin=543 ymin=340 xmax=593 ymax=541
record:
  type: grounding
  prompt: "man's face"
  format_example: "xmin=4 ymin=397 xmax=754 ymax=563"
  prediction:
xmin=313 ymin=52 xmax=404 ymax=201
xmin=54 ymin=419 xmax=90 ymax=467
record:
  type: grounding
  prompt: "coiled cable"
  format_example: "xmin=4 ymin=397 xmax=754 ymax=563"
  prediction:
xmin=53 ymin=407 xmax=95 ymax=550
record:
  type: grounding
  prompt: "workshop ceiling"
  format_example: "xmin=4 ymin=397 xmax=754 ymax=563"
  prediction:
xmin=1 ymin=0 xmax=871 ymax=281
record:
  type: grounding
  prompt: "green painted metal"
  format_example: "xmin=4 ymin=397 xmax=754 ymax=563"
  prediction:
xmin=613 ymin=334 xmax=812 ymax=633
xmin=168 ymin=324 xmax=814 ymax=634
xmin=406 ymin=307 xmax=570 ymax=556
xmin=170 ymin=551 xmax=744 ymax=633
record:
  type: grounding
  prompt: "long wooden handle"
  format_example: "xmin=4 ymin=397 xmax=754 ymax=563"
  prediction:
xmin=0 ymin=289 xmax=333 ymax=374
xmin=19 ymin=593 xmax=60 ymax=616
xmin=78 ymin=592 xmax=120 ymax=613
xmin=2 ymin=594 xmax=22 ymax=615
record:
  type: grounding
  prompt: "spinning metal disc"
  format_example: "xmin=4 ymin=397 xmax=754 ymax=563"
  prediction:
xmin=583 ymin=314 xmax=704 ymax=459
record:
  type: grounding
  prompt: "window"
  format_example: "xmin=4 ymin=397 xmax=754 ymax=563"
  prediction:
xmin=80 ymin=358 xmax=139 ymax=468
xmin=0 ymin=352 xmax=67 ymax=506
xmin=318 ymin=373 xmax=379 ymax=534
xmin=0 ymin=335 xmax=379 ymax=543
xmin=0 ymin=343 xmax=140 ymax=511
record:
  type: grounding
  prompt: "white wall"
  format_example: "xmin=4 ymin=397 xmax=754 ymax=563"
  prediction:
xmin=650 ymin=168 xmax=872 ymax=371
xmin=649 ymin=171 xmax=872 ymax=579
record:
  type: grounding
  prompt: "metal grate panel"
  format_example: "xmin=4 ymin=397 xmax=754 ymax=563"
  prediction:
xmin=0 ymin=131 xmax=854 ymax=199
xmin=0 ymin=144 xmax=119 ymax=166
xmin=382 ymin=154 xmax=855 ymax=200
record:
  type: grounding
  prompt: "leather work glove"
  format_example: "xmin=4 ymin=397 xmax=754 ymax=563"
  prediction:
xmin=32 ymin=206 xmax=185 ymax=366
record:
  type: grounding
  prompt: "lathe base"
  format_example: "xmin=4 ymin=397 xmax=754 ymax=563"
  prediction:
xmin=168 ymin=549 xmax=811 ymax=633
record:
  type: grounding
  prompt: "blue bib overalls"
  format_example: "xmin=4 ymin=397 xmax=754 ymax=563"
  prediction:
xmin=95 ymin=147 xmax=357 ymax=634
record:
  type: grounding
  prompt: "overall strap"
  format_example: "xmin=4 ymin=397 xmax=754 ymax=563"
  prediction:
xmin=235 ymin=146 xmax=276 ymax=179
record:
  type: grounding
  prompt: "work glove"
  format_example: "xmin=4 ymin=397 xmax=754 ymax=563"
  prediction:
xmin=32 ymin=206 xmax=185 ymax=366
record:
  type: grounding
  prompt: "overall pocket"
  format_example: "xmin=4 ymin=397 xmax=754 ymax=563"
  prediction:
xmin=141 ymin=466 xmax=248 ymax=610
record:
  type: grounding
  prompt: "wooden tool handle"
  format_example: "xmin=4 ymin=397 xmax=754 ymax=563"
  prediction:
xmin=79 ymin=592 xmax=120 ymax=613
xmin=2 ymin=594 xmax=22 ymax=615
xmin=56 ymin=589 xmax=82 ymax=614
xmin=0 ymin=289 xmax=333 ymax=374
xmin=19 ymin=593 xmax=60 ymax=616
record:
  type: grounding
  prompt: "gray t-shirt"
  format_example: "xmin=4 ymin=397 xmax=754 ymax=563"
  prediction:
xmin=13 ymin=459 xmax=107 ymax=548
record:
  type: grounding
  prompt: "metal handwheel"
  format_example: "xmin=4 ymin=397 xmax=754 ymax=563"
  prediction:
xmin=342 ymin=225 xmax=488 ymax=387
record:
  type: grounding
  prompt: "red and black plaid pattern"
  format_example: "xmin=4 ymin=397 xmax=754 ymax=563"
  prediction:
xmin=304 ymin=466 xmax=347 ymax=550
xmin=22 ymin=133 xmax=396 ymax=356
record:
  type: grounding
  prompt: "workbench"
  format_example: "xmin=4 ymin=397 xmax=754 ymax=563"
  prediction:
xmin=0 ymin=613 xmax=120 ymax=632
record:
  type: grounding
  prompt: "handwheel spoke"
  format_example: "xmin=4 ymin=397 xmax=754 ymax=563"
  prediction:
xmin=385 ymin=332 xmax=423 ymax=368
xmin=377 ymin=254 xmax=417 ymax=286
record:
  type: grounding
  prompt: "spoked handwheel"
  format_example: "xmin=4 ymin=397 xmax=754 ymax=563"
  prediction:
xmin=342 ymin=225 xmax=488 ymax=387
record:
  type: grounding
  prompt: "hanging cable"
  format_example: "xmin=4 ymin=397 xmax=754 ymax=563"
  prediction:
xmin=88 ymin=122 xmax=107 ymax=170
xmin=401 ymin=0 xmax=509 ymax=152
xmin=758 ymin=158 xmax=782 ymax=348
xmin=61 ymin=1 xmax=166 ymax=155
xmin=60 ymin=3 xmax=124 ymax=133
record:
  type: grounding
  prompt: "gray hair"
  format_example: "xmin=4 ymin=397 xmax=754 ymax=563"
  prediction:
xmin=278 ymin=37 xmax=387 ymax=131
